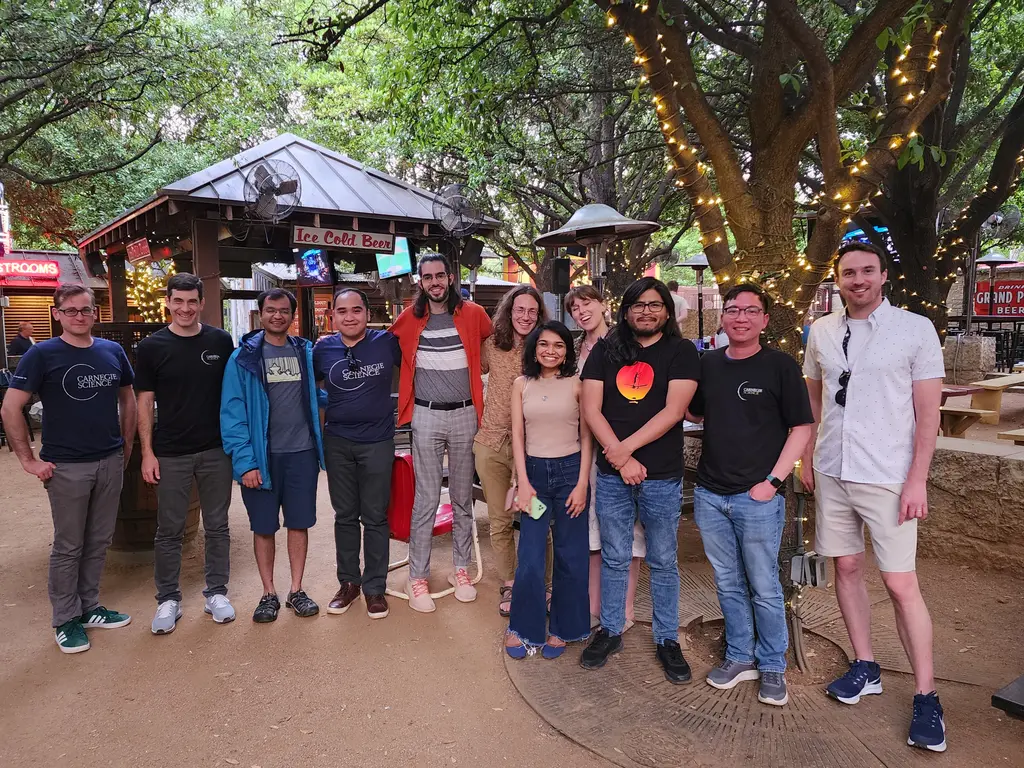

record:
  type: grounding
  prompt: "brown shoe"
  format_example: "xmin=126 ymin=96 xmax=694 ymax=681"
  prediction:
xmin=366 ymin=593 xmax=389 ymax=620
xmin=327 ymin=582 xmax=360 ymax=615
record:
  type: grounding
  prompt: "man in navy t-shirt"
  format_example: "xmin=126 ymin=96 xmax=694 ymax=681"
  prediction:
xmin=1 ymin=284 xmax=137 ymax=655
xmin=314 ymin=287 xmax=401 ymax=620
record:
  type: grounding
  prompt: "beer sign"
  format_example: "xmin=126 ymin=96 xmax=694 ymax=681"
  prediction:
xmin=291 ymin=226 xmax=394 ymax=253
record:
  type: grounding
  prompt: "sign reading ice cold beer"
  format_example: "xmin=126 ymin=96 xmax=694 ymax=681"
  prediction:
xmin=974 ymin=280 xmax=1024 ymax=316
xmin=291 ymin=226 xmax=394 ymax=253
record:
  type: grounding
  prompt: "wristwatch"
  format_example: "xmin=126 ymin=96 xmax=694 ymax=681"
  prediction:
xmin=766 ymin=474 xmax=784 ymax=490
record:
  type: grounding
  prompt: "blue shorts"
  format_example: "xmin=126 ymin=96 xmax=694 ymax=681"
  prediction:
xmin=241 ymin=449 xmax=319 ymax=534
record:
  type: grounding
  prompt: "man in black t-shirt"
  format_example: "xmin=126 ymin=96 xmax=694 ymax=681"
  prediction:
xmin=688 ymin=284 xmax=813 ymax=707
xmin=135 ymin=273 xmax=237 ymax=635
xmin=580 ymin=277 xmax=699 ymax=683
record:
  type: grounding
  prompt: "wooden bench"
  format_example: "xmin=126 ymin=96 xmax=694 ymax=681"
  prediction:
xmin=940 ymin=406 xmax=998 ymax=438
xmin=970 ymin=373 xmax=1024 ymax=425
xmin=998 ymin=428 xmax=1024 ymax=446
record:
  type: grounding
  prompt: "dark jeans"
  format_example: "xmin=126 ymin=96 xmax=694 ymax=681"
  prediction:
xmin=154 ymin=447 xmax=233 ymax=604
xmin=508 ymin=453 xmax=590 ymax=648
xmin=324 ymin=434 xmax=394 ymax=596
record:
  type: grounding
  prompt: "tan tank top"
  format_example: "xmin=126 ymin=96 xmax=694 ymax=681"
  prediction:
xmin=522 ymin=375 xmax=581 ymax=458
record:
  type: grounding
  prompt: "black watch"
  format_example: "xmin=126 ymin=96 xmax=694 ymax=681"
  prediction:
xmin=766 ymin=474 xmax=784 ymax=490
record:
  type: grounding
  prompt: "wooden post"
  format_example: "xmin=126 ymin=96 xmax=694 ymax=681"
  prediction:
xmin=192 ymin=218 xmax=222 ymax=327
xmin=107 ymin=252 xmax=129 ymax=322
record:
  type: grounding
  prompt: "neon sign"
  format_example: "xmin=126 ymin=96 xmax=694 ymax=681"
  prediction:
xmin=0 ymin=260 xmax=61 ymax=278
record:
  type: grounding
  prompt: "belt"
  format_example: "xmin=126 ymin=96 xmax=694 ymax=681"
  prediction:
xmin=415 ymin=398 xmax=473 ymax=411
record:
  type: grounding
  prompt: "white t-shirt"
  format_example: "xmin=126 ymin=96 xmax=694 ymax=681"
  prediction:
xmin=671 ymin=293 xmax=689 ymax=320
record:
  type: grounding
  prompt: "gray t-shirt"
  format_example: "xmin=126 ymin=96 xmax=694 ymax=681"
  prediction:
xmin=263 ymin=341 xmax=314 ymax=454
xmin=413 ymin=312 xmax=473 ymax=403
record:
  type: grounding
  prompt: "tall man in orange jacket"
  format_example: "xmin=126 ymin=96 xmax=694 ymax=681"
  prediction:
xmin=391 ymin=252 xmax=492 ymax=612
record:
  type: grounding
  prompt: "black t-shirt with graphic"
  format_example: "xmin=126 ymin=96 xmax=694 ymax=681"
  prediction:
xmin=690 ymin=347 xmax=813 ymax=495
xmin=134 ymin=325 xmax=235 ymax=457
xmin=581 ymin=334 xmax=700 ymax=480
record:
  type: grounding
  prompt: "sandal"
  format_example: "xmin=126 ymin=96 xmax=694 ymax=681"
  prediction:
xmin=504 ymin=632 xmax=527 ymax=659
xmin=542 ymin=637 xmax=566 ymax=659
xmin=498 ymin=585 xmax=513 ymax=617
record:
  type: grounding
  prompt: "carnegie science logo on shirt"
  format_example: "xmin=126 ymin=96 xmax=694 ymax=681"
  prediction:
xmin=62 ymin=364 xmax=120 ymax=401
xmin=328 ymin=360 xmax=387 ymax=391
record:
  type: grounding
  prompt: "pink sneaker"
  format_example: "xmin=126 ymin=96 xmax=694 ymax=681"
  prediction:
xmin=407 ymin=578 xmax=436 ymax=613
xmin=448 ymin=568 xmax=477 ymax=603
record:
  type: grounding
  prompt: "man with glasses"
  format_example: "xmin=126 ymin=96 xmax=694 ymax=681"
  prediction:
xmin=391 ymin=252 xmax=492 ymax=612
xmin=688 ymin=284 xmax=813 ymax=707
xmin=801 ymin=241 xmax=946 ymax=752
xmin=221 ymin=288 xmax=324 ymax=623
xmin=1 ymin=284 xmax=136 ymax=654
xmin=580 ymin=277 xmax=699 ymax=683
xmin=315 ymin=288 xmax=401 ymax=619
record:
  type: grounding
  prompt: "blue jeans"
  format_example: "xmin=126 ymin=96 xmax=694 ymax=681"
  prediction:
xmin=509 ymin=453 xmax=590 ymax=648
xmin=596 ymin=472 xmax=682 ymax=644
xmin=693 ymin=486 xmax=788 ymax=673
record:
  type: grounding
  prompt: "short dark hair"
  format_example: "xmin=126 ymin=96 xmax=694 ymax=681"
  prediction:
xmin=563 ymin=284 xmax=604 ymax=316
xmin=722 ymin=283 xmax=770 ymax=313
xmin=837 ymin=240 xmax=888 ymax=271
xmin=166 ymin=272 xmax=203 ymax=299
xmin=53 ymin=284 xmax=95 ymax=308
xmin=333 ymin=287 xmax=369 ymax=310
xmin=257 ymin=288 xmax=296 ymax=312
xmin=667 ymin=280 xmax=680 ymax=291
xmin=522 ymin=321 xmax=577 ymax=379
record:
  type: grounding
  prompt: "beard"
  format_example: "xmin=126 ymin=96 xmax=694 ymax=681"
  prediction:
xmin=427 ymin=285 xmax=450 ymax=305
xmin=628 ymin=317 xmax=666 ymax=338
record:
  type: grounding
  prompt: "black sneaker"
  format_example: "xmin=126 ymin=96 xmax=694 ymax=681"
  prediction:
xmin=286 ymin=590 xmax=320 ymax=617
xmin=656 ymin=640 xmax=692 ymax=684
xmin=908 ymin=691 xmax=947 ymax=752
xmin=580 ymin=628 xmax=623 ymax=670
xmin=253 ymin=594 xmax=280 ymax=623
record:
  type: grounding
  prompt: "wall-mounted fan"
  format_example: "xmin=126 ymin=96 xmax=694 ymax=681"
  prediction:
xmin=981 ymin=206 xmax=1021 ymax=241
xmin=244 ymin=159 xmax=302 ymax=224
xmin=432 ymin=183 xmax=484 ymax=238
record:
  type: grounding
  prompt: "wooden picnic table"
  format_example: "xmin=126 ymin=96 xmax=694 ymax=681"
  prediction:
xmin=998 ymin=428 xmax=1024 ymax=446
xmin=970 ymin=373 xmax=1024 ymax=425
xmin=941 ymin=385 xmax=985 ymax=407
xmin=939 ymin=405 xmax=997 ymax=438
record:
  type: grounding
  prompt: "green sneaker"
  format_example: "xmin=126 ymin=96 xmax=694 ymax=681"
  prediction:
xmin=80 ymin=606 xmax=131 ymax=630
xmin=55 ymin=620 xmax=91 ymax=654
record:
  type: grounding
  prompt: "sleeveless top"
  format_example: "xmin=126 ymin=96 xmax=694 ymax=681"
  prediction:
xmin=522 ymin=375 xmax=581 ymax=458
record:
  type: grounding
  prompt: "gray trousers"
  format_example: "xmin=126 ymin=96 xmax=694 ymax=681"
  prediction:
xmin=409 ymin=404 xmax=477 ymax=580
xmin=154 ymin=447 xmax=232 ymax=603
xmin=45 ymin=450 xmax=124 ymax=627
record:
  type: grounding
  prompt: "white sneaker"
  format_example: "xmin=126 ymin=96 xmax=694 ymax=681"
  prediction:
xmin=204 ymin=595 xmax=236 ymax=624
xmin=448 ymin=568 xmax=477 ymax=603
xmin=407 ymin=578 xmax=436 ymax=613
xmin=151 ymin=600 xmax=182 ymax=634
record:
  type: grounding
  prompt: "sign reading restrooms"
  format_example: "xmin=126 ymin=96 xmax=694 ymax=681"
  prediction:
xmin=291 ymin=226 xmax=394 ymax=253
xmin=0 ymin=260 xmax=61 ymax=281
xmin=974 ymin=280 xmax=1024 ymax=317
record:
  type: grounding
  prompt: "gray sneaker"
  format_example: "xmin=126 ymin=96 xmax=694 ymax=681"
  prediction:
xmin=706 ymin=659 xmax=760 ymax=690
xmin=204 ymin=594 xmax=236 ymax=624
xmin=758 ymin=671 xmax=789 ymax=706
xmin=151 ymin=600 xmax=182 ymax=635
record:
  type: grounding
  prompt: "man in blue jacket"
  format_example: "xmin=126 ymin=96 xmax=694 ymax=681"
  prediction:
xmin=220 ymin=288 xmax=325 ymax=623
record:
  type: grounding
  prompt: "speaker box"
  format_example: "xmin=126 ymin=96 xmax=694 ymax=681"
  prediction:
xmin=552 ymin=258 xmax=571 ymax=294
xmin=84 ymin=252 xmax=107 ymax=277
xmin=461 ymin=237 xmax=485 ymax=269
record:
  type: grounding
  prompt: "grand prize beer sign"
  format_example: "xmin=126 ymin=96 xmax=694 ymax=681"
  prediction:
xmin=291 ymin=226 xmax=394 ymax=253
xmin=974 ymin=280 xmax=1024 ymax=317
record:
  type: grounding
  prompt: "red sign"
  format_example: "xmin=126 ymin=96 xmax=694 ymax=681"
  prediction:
xmin=0 ymin=260 xmax=61 ymax=281
xmin=126 ymin=238 xmax=151 ymax=263
xmin=974 ymin=280 xmax=1024 ymax=316
xmin=291 ymin=226 xmax=394 ymax=253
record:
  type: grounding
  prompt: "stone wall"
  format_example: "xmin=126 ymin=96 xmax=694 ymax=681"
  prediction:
xmin=683 ymin=436 xmax=1024 ymax=569
xmin=943 ymin=334 xmax=995 ymax=384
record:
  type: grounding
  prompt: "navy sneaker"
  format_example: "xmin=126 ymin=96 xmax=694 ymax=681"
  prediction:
xmin=908 ymin=692 xmax=946 ymax=752
xmin=826 ymin=659 xmax=883 ymax=704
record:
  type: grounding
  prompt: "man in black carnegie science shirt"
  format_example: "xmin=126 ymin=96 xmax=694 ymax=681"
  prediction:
xmin=688 ymin=284 xmax=813 ymax=707
xmin=135 ymin=273 xmax=237 ymax=634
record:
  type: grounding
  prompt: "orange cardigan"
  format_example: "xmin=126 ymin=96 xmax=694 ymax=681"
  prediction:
xmin=390 ymin=301 xmax=492 ymax=426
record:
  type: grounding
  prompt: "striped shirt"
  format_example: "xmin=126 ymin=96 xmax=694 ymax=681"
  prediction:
xmin=414 ymin=312 xmax=472 ymax=403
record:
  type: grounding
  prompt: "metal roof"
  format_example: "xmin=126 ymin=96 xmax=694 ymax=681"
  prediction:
xmin=157 ymin=132 xmax=500 ymax=227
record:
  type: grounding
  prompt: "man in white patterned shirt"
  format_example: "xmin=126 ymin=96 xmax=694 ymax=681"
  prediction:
xmin=801 ymin=241 xmax=946 ymax=753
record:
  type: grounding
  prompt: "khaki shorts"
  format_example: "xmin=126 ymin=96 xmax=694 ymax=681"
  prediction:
xmin=813 ymin=471 xmax=917 ymax=573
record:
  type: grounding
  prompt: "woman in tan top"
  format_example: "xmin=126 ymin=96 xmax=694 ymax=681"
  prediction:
xmin=474 ymin=286 xmax=549 ymax=616
xmin=505 ymin=321 xmax=592 ymax=659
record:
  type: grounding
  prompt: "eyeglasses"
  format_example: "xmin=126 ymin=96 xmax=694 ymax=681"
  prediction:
xmin=836 ymin=324 xmax=852 ymax=407
xmin=55 ymin=306 xmax=95 ymax=318
xmin=262 ymin=308 xmax=292 ymax=317
xmin=512 ymin=308 xmax=539 ymax=318
xmin=722 ymin=306 xmax=764 ymax=319
xmin=628 ymin=301 xmax=666 ymax=314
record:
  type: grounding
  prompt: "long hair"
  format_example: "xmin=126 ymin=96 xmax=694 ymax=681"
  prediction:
xmin=413 ymin=252 xmax=463 ymax=318
xmin=491 ymin=285 xmax=547 ymax=351
xmin=604 ymin=277 xmax=680 ymax=365
xmin=522 ymin=321 xmax=577 ymax=379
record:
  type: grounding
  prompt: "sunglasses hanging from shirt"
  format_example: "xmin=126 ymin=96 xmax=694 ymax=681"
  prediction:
xmin=836 ymin=324 xmax=851 ymax=407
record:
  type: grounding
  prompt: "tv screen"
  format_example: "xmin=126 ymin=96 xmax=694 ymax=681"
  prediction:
xmin=295 ymin=248 xmax=332 ymax=286
xmin=376 ymin=237 xmax=412 ymax=279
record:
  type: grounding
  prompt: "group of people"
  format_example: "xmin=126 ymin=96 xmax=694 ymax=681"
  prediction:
xmin=0 ymin=239 xmax=947 ymax=753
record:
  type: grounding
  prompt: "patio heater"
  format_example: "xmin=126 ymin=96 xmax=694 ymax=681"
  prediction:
xmin=976 ymin=251 xmax=1016 ymax=321
xmin=534 ymin=204 xmax=659 ymax=295
xmin=678 ymin=253 xmax=709 ymax=348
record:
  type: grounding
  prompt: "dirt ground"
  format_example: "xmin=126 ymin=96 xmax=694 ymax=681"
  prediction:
xmin=959 ymin=390 xmax=1024 ymax=442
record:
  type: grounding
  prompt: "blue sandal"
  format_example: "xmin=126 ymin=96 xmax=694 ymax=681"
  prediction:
xmin=505 ymin=634 xmax=528 ymax=659
xmin=542 ymin=643 xmax=566 ymax=659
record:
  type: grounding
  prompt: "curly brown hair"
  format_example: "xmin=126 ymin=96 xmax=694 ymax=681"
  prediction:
xmin=491 ymin=285 xmax=547 ymax=351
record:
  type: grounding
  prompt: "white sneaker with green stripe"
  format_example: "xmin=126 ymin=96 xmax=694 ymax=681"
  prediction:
xmin=55 ymin=620 xmax=90 ymax=654
xmin=80 ymin=606 xmax=132 ymax=629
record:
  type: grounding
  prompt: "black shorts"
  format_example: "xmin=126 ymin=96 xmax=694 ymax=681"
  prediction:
xmin=241 ymin=449 xmax=319 ymax=534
